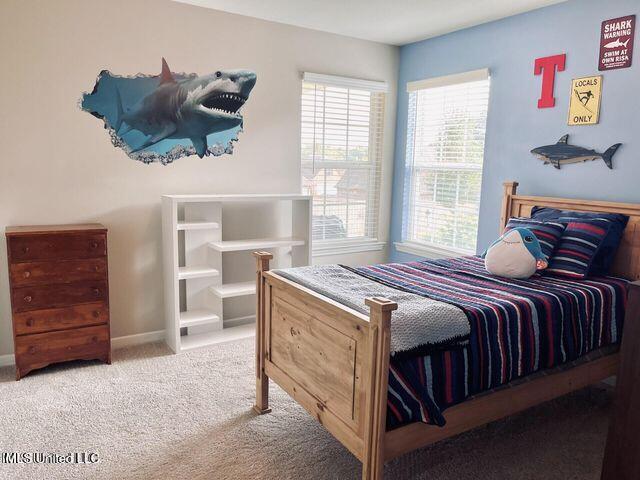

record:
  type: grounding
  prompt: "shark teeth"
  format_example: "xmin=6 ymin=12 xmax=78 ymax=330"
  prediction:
xmin=202 ymin=92 xmax=246 ymax=115
xmin=198 ymin=105 xmax=242 ymax=117
xmin=207 ymin=107 xmax=240 ymax=116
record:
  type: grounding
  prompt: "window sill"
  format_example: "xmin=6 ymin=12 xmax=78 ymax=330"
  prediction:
xmin=312 ymin=240 xmax=386 ymax=257
xmin=394 ymin=241 xmax=472 ymax=259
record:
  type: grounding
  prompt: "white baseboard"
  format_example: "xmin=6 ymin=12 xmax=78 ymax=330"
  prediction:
xmin=0 ymin=354 xmax=14 ymax=368
xmin=0 ymin=329 xmax=167 ymax=368
xmin=111 ymin=329 xmax=166 ymax=349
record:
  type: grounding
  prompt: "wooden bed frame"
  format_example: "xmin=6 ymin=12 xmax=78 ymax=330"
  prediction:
xmin=252 ymin=181 xmax=640 ymax=479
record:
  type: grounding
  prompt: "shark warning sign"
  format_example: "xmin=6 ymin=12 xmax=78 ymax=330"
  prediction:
xmin=599 ymin=15 xmax=635 ymax=70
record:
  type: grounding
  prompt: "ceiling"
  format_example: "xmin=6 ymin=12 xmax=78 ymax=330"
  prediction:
xmin=173 ymin=0 xmax=567 ymax=45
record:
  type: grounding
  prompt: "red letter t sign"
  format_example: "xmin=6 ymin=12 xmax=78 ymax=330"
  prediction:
xmin=534 ymin=54 xmax=566 ymax=108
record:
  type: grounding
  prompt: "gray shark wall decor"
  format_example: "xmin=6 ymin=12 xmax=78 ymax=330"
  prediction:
xmin=81 ymin=59 xmax=256 ymax=164
xmin=531 ymin=134 xmax=621 ymax=170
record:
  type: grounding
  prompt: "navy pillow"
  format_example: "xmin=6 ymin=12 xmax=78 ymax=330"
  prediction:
xmin=504 ymin=217 xmax=565 ymax=259
xmin=530 ymin=207 xmax=629 ymax=275
xmin=545 ymin=219 xmax=611 ymax=278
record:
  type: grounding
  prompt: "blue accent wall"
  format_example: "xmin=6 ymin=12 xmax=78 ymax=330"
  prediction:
xmin=389 ymin=0 xmax=640 ymax=262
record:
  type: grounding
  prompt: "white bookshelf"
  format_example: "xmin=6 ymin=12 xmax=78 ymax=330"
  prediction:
xmin=177 ymin=221 xmax=220 ymax=231
xmin=178 ymin=265 xmax=219 ymax=280
xmin=208 ymin=237 xmax=306 ymax=252
xmin=209 ymin=281 xmax=256 ymax=298
xmin=162 ymin=193 xmax=312 ymax=353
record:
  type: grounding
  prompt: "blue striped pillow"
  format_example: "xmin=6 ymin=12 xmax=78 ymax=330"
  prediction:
xmin=530 ymin=207 xmax=629 ymax=275
xmin=546 ymin=219 xmax=611 ymax=278
xmin=504 ymin=218 xmax=565 ymax=259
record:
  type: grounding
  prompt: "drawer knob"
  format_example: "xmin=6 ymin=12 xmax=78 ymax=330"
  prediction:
xmin=92 ymin=310 xmax=100 ymax=318
xmin=27 ymin=346 xmax=36 ymax=354
xmin=91 ymin=241 xmax=99 ymax=249
xmin=92 ymin=336 xmax=98 ymax=343
xmin=93 ymin=288 xmax=100 ymax=295
xmin=94 ymin=265 xmax=100 ymax=272
xmin=25 ymin=318 xmax=34 ymax=327
xmin=23 ymin=271 xmax=31 ymax=278
xmin=24 ymin=295 xmax=32 ymax=303
xmin=22 ymin=246 xmax=30 ymax=254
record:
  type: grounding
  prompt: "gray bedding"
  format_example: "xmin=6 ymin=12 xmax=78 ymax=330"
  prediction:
xmin=273 ymin=264 xmax=470 ymax=356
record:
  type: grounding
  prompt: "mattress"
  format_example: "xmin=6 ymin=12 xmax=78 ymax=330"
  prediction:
xmin=350 ymin=256 xmax=627 ymax=429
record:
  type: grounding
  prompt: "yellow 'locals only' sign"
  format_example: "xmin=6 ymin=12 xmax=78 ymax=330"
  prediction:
xmin=568 ymin=76 xmax=602 ymax=126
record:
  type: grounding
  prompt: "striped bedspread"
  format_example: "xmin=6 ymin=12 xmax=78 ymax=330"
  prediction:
xmin=352 ymin=256 xmax=628 ymax=429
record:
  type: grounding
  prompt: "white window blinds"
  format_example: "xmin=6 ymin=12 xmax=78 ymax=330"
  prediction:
xmin=404 ymin=69 xmax=490 ymax=254
xmin=301 ymin=73 xmax=386 ymax=245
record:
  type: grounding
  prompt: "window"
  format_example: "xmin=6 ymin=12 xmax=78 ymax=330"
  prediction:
xmin=301 ymin=73 xmax=386 ymax=253
xmin=399 ymin=69 xmax=490 ymax=257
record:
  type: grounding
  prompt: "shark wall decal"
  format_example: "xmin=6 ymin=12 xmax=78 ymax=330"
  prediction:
xmin=81 ymin=59 xmax=256 ymax=164
xmin=530 ymin=134 xmax=621 ymax=170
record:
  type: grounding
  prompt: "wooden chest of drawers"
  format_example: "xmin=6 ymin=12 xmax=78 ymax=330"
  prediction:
xmin=5 ymin=224 xmax=111 ymax=380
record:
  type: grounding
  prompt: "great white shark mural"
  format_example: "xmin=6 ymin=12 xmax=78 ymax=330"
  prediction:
xmin=81 ymin=59 xmax=256 ymax=164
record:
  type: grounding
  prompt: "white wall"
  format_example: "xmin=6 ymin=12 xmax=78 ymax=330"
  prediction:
xmin=0 ymin=0 xmax=398 ymax=356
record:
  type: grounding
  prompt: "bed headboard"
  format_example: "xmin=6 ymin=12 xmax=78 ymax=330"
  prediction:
xmin=500 ymin=181 xmax=640 ymax=280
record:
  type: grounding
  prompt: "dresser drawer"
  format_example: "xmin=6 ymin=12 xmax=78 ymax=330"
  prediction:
xmin=8 ymin=233 xmax=106 ymax=262
xmin=9 ymin=258 xmax=107 ymax=287
xmin=11 ymin=281 xmax=107 ymax=312
xmin=13 ymin=302 xmax=108 ymax=335
xmin=15 ymin=324 xmax=110 ymax=370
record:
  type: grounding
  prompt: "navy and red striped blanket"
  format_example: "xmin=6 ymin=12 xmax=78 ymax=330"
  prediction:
xmin=352 ymin=256 xmax=627 ymax=429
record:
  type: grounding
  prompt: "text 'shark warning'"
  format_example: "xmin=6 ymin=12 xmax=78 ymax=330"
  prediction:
xmin=599 ymin=15 xmax=635 ymax=71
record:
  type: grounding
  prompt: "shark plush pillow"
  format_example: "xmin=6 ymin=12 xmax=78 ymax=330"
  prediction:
xmin=483 ymin=227 xmax=549 ymax=279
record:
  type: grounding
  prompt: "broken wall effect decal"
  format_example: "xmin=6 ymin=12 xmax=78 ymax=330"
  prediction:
xmin=531 ymin=135 xmax=621 ymax=170
xmin=81 ymin=59 xmax=256 ymax=164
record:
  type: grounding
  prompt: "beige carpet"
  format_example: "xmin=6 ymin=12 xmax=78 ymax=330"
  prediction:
xmin=0 ymin=338 xmax=612 ymax=480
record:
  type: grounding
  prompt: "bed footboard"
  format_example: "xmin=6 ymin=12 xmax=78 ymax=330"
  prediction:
xmin=253 ymin=252 xmax=396 ymax=480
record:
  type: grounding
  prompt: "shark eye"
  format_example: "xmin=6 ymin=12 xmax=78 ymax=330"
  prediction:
xmin=524 ymin=235 xmax=534 ymax=243
xmin=215 ymin=71 xmax=222 ymax=78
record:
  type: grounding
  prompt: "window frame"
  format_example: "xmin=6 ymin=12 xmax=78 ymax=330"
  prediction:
xmin=300 ymin=72 xmax=388 ymax=256
xmin=397 ymin=68 xmax=490 ymax=259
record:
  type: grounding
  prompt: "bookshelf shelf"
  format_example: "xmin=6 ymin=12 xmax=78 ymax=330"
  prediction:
xmin=162 ymin=193 xmax=311 ymax=353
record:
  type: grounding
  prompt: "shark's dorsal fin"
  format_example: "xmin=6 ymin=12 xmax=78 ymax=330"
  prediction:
xmin=160 ymin=58 xmax=176 ymax=85
xmin=557 ymin=134 xmax=569 ymax=144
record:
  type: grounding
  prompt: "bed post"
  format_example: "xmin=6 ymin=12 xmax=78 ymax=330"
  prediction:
xmin=500 ymin=180 xmax=519 ymax=232
xmin=253 ymin=251 xmax=273 ymax=415
xmin=362 ymin=297 xmax=397 ymax=480
xmin=602 ymin=280 xmax=640 ymax=479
